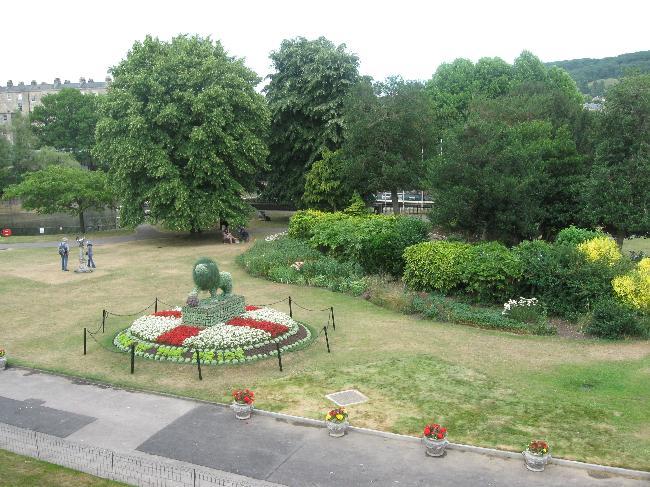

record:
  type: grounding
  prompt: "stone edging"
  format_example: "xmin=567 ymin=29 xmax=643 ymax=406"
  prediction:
xmin=7 ymin=365 xmax=650 ymax=481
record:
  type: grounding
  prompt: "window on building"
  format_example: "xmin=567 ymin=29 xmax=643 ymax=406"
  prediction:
xmin=17 ymin=94 xmax=23 ymax=102
xmin=31 ymin=95 xmax=36 ymax=101
xmin=2 ymin=114 xmax=7 ymax=122
xmin=6 ymin=94 xmax=10 ymax=100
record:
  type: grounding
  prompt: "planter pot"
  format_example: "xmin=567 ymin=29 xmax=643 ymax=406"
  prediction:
xmin=326 ymin=420 xmax=348 ymax=438
xmin=231 ymin=402 xmax=253 ymax=420
xmin=423 ymin=436 xmax=448 ymax=457
xmin=522 ymin=450 xmax=551 ymax=472
xmin=0 ymin=357 xmax=5 ymax=370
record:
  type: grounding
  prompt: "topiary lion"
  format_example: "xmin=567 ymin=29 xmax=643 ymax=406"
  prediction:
xmin=190 ymin=257 xmax=233 ymax=299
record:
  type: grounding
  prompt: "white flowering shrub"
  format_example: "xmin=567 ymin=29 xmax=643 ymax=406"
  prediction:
xmin=130 ymin=315 xmax=182 ymax=341
xmin=183 ymin=324 xmax=270 ymax=349
xmin=502 ymin=297 xmax=546 ymax=324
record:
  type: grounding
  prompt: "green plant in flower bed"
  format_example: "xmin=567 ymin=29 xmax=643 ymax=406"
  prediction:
xmin=555 ymin=226 xmax=606 ymax=247
xmin=237 ymin=237 xmax=367 ymax=296
xmin=403 ymin=241 xmax=472 ymax=293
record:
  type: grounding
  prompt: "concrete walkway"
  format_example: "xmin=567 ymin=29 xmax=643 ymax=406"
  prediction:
xmin=0 ymin=224 xmax=179 ymax=250
xmin=0 ymin=367 xmax=648 ymax=487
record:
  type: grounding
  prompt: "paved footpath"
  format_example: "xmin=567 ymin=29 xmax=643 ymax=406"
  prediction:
xmin=0 ymin=367 xmax=648 ymax=487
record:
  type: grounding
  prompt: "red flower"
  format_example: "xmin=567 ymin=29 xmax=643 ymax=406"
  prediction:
xmin=245 ymin=305 xmax=260 ymax=311
xmin=424 ymin=427 xmax=431 ymax=436
xmin=156 ymin=325 xmax=201 ymax=346
xmin=227 ymin=317 xmax=289 ymax=337
xmin=437 ymin=433 xmax=443 ymax=439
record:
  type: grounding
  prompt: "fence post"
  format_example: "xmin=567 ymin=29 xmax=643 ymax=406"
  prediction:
xmin=323 ymin=326 xmax=331 ymax=353
xmin=102 ymin=310 xmax=106 ymax=334
xmin=155 ymin=297 xmax=158 ymax=313
xmin=130 ymin=344 xmax=135 ymax=374
xmin=330 ymin=307 xmax=335 ymax=331
xmin=288 ymin=296 xmax=293 ymax=318
xmin=195 ymin=350 xmax=202 ymax=380
xmin=83 ymin=327 xmax=87 ymax=355
xmin=276 ymin=343 xmax=283 ymax=372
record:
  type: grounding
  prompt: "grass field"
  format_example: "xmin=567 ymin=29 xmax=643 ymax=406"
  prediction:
xmin=1 ymin=218 xmax=648 ymax=471
xmin=0 ymin=449 xmax=125 ymax=487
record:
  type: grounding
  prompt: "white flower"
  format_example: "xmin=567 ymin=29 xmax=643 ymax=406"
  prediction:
xmin=130 ymin=314 xmax=182 ymax=341
xmin=241 ymin=307 xmax=297 ymax=328
xmin=265 ymin=232 xmax=287 ymax=242
xmin=183 ymin=324 xmax=270 ymax=349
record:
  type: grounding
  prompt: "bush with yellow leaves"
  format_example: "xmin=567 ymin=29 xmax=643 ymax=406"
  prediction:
xmin=577 ymin=236 xmax=622 ymax=266
xmin=612 ymin=258 xmax=650 ymax=311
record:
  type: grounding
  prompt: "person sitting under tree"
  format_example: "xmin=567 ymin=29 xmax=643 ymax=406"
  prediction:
xmin=223 ymin=229 xmax=239 ymax=244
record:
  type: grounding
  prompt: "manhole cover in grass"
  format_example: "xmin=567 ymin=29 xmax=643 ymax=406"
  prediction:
xmin=325 ymin=389 xmax=368 ymax=406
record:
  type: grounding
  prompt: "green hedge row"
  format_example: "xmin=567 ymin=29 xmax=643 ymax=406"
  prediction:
xmin=288 ymin=209 xmax=430 ymax=276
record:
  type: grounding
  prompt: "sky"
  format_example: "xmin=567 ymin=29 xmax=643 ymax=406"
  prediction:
xmin=2 ymin=0 xmax=648 ymax=86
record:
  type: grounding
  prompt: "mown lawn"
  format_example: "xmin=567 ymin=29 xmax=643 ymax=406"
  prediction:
xmin=0 ymin=449 xmax=125 ymax=487
xmin=0 ymin=219 xmax=648 ymax=471
xmin=0 ymin=228 xmax=134 ymax=244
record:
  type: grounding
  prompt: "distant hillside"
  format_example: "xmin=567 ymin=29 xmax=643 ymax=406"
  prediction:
xmin=546 ymin=51 xmax=650 ymax=95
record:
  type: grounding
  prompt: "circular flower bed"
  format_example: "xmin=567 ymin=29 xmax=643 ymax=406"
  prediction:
xmin=114 ymin=305 xmax=312 ymax=365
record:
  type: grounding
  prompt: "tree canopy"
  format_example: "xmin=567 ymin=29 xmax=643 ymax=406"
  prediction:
xmin=584 ymin=74 xmax=650 ymax=246
xmin=342 ymin=77 xmax=436 ymax=213
xmin=3 ymin=165 xmax=113 ymax=232
xmin=30 ymin=88 xmax=100 ymax=168
xmin=263 ymin=37 xmax=359 ymax=205
xmin=93 ymin=35 xmax=270 ymax=232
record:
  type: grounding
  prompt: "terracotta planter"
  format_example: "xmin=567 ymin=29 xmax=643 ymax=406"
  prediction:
xmin=522 ymin=450 xmax=551 ymax=472
xmin=231 ymin=402 xmax=253 ymax=420
xmin=326 ymin=420 xmax=348 ymax=437
xmin=423 ymin=436 xmax=448 ymax=457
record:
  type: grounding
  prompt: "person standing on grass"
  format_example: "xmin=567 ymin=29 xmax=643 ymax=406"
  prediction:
xmin=58 ymin=237 xmax=69 ymax=271
xmin=86 ymin=240 xmax=96 ymax=268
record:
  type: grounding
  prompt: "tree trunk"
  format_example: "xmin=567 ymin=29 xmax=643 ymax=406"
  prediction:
xmin=614 ymin=230 xmax=625 ymax=250
xmin=78 ymin=211 xmax=86 ymax=233
xmin=391 ymin=189 xmax=400 ymax=214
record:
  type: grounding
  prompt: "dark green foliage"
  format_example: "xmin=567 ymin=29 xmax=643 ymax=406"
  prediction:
xmin=546 ymin=50 xmax=650 ymax=93
xmin=263 ymin=37 xmax=359 ymax=205
xmin=555 ymin=226 xmax=606 ymax=246
xmin=3 ymin=165 xmax=113 ymax=232
xmin=236 ymin=237 xmax=321 ymax=277
xmin=583 ymin=74 xmax=650 ymax=245
xmin=94 ymin=35 xmax=269 ymax=232
xmin=462 ymin=242 xmax=523 ymax=303
xmin=192 ymin=258 xmax=220 ymax=292
xmin=586 ymin=298 xmax=645 ymax=339
xmin=515 ymin=241 xmax=632 ymax=318
xmin=302 ymin=150 xmax=356 ymax=211
xmin=30 ymin=88 xmax=100 ymax=168
xmin=342 ymin=77 xmax=436 ymax=214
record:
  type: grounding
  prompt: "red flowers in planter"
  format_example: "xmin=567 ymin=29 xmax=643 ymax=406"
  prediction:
xmin=227 ymin=317 xmax=289 ymax=337
xmin=233 ymin=388 xmax=255 ymax=404
xmin=156 ymin=325 xmax=201 ymax=346
xmin=423 ymin=423 xmax=447 ymax=440
xmin=153 ymin=310 xmax=182 ymax=319
xmin=245 ymin=305 xmax=260 ymax=311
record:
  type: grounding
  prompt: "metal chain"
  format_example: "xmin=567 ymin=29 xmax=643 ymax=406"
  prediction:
xmin=105 ymin=301 xmax=156 ymax=317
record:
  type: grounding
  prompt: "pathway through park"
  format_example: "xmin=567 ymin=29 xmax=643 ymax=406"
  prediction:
xmin=0 ymin=367 xmax=648 ymax=486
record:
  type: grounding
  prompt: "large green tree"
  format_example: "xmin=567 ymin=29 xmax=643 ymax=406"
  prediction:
xmin=343 ymin=77 xmax=436 ymax=213
xmin=30 ymin=88 xmax=100 ymax=168
xmin=584 ymin=74 xmax=650 ymax=246
xmin=302 ymin=149 xmax=355 ymax=211
xmin=3 ymin=165 xmax=113 ymax=232
xmin=263 ymin=37 xmax=359 ymax=204
xmin=94 ymin=35 xmax=270 ymax=232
